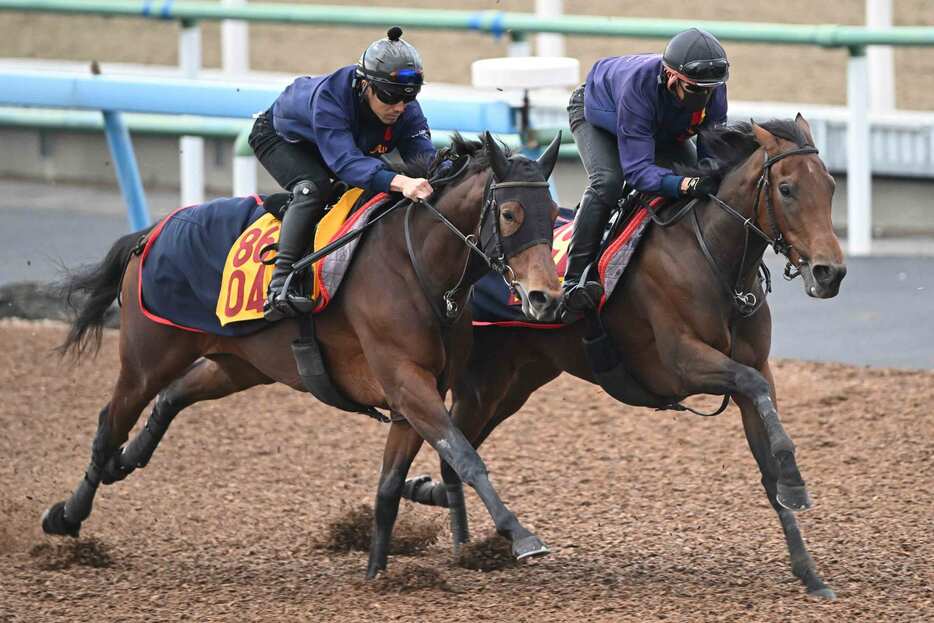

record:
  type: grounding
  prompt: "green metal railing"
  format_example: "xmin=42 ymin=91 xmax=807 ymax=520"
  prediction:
xmin=2 ymin=0 xmax=934 ymax=51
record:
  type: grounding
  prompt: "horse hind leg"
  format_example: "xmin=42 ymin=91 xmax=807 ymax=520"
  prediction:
xmin=42 ymin=353 xmax=269 ymax=536
xmin=734 ymin=386 xmax=835 ymax=599
xmin=114 ymin=355 xmax=271 ymax=478
xmin=42 ymin=353 xmax=271 ymax=537
xmin=367 ymin=417 xmax=424 ymax=578
xmin=42 ymin=352 xmax=194 ymax=537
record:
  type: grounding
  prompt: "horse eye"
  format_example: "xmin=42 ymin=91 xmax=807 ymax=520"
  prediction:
xmin=779 ymin=183 xmax=793 ymax=198
xmin=503 ymin=211 xmax=515 ymax=222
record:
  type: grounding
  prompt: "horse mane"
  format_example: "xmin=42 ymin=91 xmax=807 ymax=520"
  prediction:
xmin=675 ymin=118 xmax=813 ymax=180
xmin=403 ymin=132 xmax=518 ymax=195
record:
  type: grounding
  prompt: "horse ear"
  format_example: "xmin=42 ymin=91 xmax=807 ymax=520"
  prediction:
xmin=536 ymin=131 xmax=561 ymax=180
xmin=750 ymin=119 xmax=779 ymax=153
xmin=483 ymin=131 xmax=510 ymax=181
xmin=795 ymin=112 xmax=816 ymax=146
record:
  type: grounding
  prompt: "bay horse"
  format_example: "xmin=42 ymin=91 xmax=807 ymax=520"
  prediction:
xmin=41 ymin=133 xmax=564 ymax=578
xmin=401 ymin=116 xmax=846 ymax=598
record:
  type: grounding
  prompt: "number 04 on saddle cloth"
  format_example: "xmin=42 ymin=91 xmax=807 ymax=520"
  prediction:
xmin=138 ymin=189 xmax=388 ymax=336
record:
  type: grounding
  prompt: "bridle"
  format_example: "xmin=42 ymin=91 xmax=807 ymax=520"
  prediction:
xmin=405 ymin=162 xmax=551 ymax=326
xmin=643 ymin=145 xmax=819 ymax=318
xmin=708 ymin=147 xmax=819 ymax=292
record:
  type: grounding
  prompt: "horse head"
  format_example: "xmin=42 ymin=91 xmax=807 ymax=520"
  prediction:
xmin=481 ymin=132 xmax=563 ymax=321
xmin=750 ymin=115 xmax=846 ymax=298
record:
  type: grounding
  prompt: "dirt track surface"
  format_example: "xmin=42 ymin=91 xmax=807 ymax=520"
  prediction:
xmin=1 ymin=321 xmax=932 ymax=622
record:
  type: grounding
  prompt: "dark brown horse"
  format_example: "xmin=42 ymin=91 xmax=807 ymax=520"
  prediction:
xmin=402 ymin=116 xmax=846 ymax=598
xmin=42 ymin=133 xmax=564 ymax=577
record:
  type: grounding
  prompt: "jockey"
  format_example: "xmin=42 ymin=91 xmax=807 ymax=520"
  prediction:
xmin=562 ymin=27 xmax=730 ymax=316
xmin=249 ymin=26 xmax=437 ymax=321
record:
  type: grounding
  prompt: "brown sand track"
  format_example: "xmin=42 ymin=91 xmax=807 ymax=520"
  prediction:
xmin=0 ymin=320 xmax=932 ymax=622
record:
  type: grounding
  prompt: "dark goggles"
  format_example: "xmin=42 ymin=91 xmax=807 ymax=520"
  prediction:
xmin=678 ymin=58 xmax=730 ymax=86
xmin=374 ymin=84 xmax=419 ymax=105
xmin=682 ymin=81 xmax=714 ymax=95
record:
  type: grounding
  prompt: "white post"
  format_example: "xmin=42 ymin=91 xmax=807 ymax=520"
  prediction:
xmin=535 ymin=0 xmax=565 ymax=57
xmin=847 ymin=48 xmax=872 ymax=256
xmin=223 ymin=0 xmax=254 ymax=196
xmin=507 ymin=35 xmax=531 ymax=57
xmin=179 ymin=22 xmax=205 ymax=206
xmin=222 ymin=0 xmax=250 ymax=76
xmin=866 ymin=0 xmax=895 ymax=113
xmin=233 ymin=155 xmax=258 ymax=196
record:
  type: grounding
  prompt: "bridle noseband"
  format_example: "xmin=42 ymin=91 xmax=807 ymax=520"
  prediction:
xmin=404 ymin=162 xmax=551 ymax=325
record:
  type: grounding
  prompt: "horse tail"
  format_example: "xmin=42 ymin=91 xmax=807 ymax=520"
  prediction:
xmin=57 ymin=225 xmax=155 ymax=359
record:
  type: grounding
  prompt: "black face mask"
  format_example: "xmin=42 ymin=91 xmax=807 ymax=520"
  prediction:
xmin=679 ymin=82 xmax=713 ymax=112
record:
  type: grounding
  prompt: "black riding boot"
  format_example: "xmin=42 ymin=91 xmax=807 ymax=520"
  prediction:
xmin=264 ymin=180 xmax=324 ymax=321
xmin=562 ymin=189 xmax=612 ymax=317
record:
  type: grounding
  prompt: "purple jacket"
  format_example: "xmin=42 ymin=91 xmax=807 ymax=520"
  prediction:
xmin=271 ymin=65 xmax=436 ymax=192
xmin=584 ymin=54 xmax=728 ymax=196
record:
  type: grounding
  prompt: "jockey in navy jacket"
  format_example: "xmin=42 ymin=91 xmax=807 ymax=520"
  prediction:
xmin=584 ymin=53 xmax=728 ymax=198
xmin=561 ymin=28 xmax=731 ymax=319
xmin=271 ymin=64 xmax=436 ymax=193
xmin=248 ymin=26 xmax=436 ymax=321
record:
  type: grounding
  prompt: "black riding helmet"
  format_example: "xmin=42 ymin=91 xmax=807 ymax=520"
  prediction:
xmin=662 ymin=28 xmax=730 ymax=87
xmin=356 ymin=26 xmax=424 ymax=102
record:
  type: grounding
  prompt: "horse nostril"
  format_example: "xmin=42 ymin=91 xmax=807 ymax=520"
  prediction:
xmin=812 ymin=263 xmax=846 ymax=287
xmin=528 ymin=290 xmax=548 ymax=308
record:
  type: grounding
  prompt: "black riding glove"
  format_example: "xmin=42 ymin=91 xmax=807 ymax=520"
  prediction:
xmin=682 ymin=176 xmax=719 ymax=198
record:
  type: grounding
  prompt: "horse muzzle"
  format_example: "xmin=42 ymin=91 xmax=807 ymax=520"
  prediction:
xmin=515 ymin=282 xmax=564 ymax=322
xmin=800 ymin=261 xmax=847 ymax=299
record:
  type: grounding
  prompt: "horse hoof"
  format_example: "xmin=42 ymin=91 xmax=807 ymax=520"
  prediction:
xmin=41 ymin=502 xmax=81 ymax=538
xmin=513 ymin=535 xmax=550 ymax=560
xmin=807 ymin=587 xmax=836 ymax=600
xmin=776 ymin=482 xmax=813 ymax=511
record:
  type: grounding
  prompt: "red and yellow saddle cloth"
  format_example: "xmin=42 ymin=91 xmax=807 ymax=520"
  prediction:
xmin=470 ymin=198 xmax=661 ymax=328
xmin=138 ymin=190 xmax=388 ymax=337
xmin=215 ymin=187 xmax=382 ymax=325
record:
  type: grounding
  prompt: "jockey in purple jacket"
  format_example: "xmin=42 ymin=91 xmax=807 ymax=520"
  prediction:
xmin=562 ymin=28 xmax=730 ymax=317
xmin=249 ymin=26 xmax=437 ymax=321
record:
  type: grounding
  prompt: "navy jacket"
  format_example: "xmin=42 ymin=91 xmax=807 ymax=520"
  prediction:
xmin=584 ymin=54 xmax=728 ymax=197
xmin=271 ymin=65 xmax=437 ymax=193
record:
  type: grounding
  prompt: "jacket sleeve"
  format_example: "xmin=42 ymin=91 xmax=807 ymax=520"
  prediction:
xmin=312 ymin=89 xmax=396 ymax=192
xmin=397 ymin=102 xmax=437 ymax=166
xmin=615 ymin=84 xmax=682 ymax=197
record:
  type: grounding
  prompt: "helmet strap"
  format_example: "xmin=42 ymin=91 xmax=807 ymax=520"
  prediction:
xmin=356 ymin=79 xmax=371 ymax=104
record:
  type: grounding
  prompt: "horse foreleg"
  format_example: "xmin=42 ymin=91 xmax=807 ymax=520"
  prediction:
xmin=402 ymin=384 xmax=493 ymax=547
xmin=734 ymin=371 xmax=835 ymax=599
xmin=383 ymin=361 xmax=549 ymax=563
xmin=403 ymin=358 xmax=558 ymax=555
xmin=367 ymin=418 xmax=424 ymax=578
xmin=671 ymin=340 xmax=809 ymax=510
